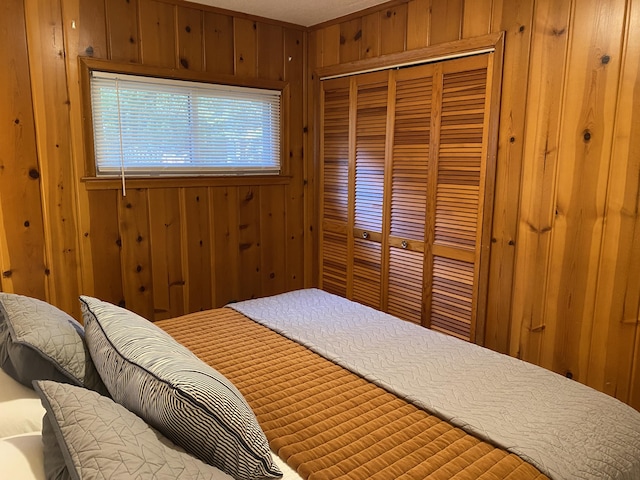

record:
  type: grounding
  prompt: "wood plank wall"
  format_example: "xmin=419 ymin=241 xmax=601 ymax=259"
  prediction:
xmin=308 ymin=0 xmax=640 ymax=410
xmin=0 ymin=0 xmax=306 ymax=320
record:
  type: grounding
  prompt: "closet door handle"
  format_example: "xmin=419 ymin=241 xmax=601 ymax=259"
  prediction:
xmin=401 ymin=240 xmax=408 ymax=249
xmin=362 ymin=231 xmax=369 ymax=239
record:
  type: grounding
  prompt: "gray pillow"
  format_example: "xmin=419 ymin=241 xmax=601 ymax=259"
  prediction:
xmin=0 ymin=293 xmax=105 ymax=393
xmin=80 ymin=296 xmax=282 ymax=480
xmin=33 ymin=380 xmax=235 ymax=480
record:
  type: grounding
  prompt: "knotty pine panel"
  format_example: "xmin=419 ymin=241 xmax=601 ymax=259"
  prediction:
xmin=462 ymin=0 xmax=493 ymax=38
xmin=77 ymin=0 xmax=108 ymax=59
xmin=340 ymin=18 xmax=362 ymax=63
xmin=284 ymin=29 xmax=306 ymax=290
xmin=139 ymin=0 xmax=176 ymax=68
xmin=105 ymin=0 xmax=139 ymax=63
xmin=587 ymin=0 xmax=640 ymax=410
xmin=430 ymin=0 xmax=462 ymax=45
xmin=148 ymin=189 xmax=185 ymax=321
xmin=379 ymin=4 xmax=407 ymax=55
xmin=259 ymin=185 xmax=287 ymax=297
xmin=484 ymin=0 xmax=535 ymax=355
xmin=237 ymin=186 xmax=262 ymax=301
xmin=539 ymin=0 xmax=627 ymax=382
xmin=177 ymin=6 xmax=204 ymax=71
xmin=509 ymin=0 xmax=570 ymax=363
xmin=361 ymin=12 xmax=381 ymax=59
xmin=204 ymin=11 xmax=234 ymax=75
xmin=87 ymin=190 xmax=124 ymax=306
xmin=182 ymin=188 xmax=213 ymax=313
xmin=406 ymin=0 xmax=430 ymax=49
xmin=211 ymin=187 xmax=241 ymax=306
xmin=0 ymin=0 xmax=47 ymax=299
xmin=257 ymin=23 xmax=284 ymax=80
xmin=24 ymin=0 xmax=81 ymax=317
xmin=118 ymin=189 xmax=154 ymax=320
xmin=234 ymin=18 xmax=257 ymax=77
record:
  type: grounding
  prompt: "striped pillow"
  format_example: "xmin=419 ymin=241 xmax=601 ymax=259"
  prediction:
xmin=80 ymin=296 xmax=282 ymax=480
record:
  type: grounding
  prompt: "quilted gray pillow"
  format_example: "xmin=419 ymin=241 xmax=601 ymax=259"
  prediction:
xmin=34 ymin=380 xmax=235 ymax=480
xmin=80 ymin=296 xmax=282 ymax=480
xmin=0 ymin=293 xmax=105 ymax=393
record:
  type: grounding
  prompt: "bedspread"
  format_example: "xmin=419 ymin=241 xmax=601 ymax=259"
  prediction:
xmin=157 ymin=307 xmax=546 ymax=480
xmin=229 ymin=289 xmax=640 ymax=480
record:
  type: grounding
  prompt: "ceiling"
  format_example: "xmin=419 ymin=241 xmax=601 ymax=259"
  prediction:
xmin=188 ymin=0 xmax=390 ymax=27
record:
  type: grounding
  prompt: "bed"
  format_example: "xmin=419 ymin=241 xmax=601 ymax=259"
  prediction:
xmin=1 ymin=288 xmax=639 ymax=480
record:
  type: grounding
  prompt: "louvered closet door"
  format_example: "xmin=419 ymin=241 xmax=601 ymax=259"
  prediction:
xmin=385 ymin=65 xmax=435 ymax=324
xmin=320 ymin=78 xmax=350 ymax=297
xmin=319 ymin=52 xmax=500 ymax=343
xmin=352 ymin=72 xmax=388 ymax=309
xmin=425 ymin=54 xmax=494 ymax=340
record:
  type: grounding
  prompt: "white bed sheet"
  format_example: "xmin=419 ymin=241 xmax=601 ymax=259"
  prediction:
xmin=0 ymin=369 xmax=46 ymax=438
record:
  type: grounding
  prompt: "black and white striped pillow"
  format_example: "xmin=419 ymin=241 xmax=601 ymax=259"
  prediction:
xmin=80 ymin=296 xmax=282 ymax=480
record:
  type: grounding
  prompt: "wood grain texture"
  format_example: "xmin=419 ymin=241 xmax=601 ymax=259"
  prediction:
xmin=204 ymin=12 xmax=234 ymax=74
xmin=24 ymin=0 xmax=81 ymax=316
xmin=177 ymin=6 xmax=204 ymax=71
xmin=509 ymin=0 xmax=570 ymax=363
xmin=181 ymin=187 xmax=213 ymax=313
xmin=540 ymin=0 xmax=626 ymax=381
xmin=87 ymin=190 xmax=124 ymax=305
xmin=0 ymin=0 xmax=47 ymax=298
xmin=118 ymin=189 xmax=154 ymax=319
xmin=406 ymin=0 xmax=430 ymax=49
xmin=257 ymin=23 xmax=284 ymax=80
xmin=430 ymin=0 xmax=462 ymax=45
xmin=586 ymin=0 xmax=640 ymax=400
xmin=148 ymin=188 xmax=185 ymax=320
xmin=139 ymin=0 xmax=176 ymax=68
xmin=285 ymin=28 xmax=305 ymax=290
xmin=484 ymin=0 xmax=535 ymax=354
xmin=379 ymin=3 xmax=407 ymax=55
xmin=462 ymin=0 xmax=493 ymax=39
xmin=234 ymin=17 xmax=257 ymax=76
xmin=105 ymin=0 xmax=139 ymax=62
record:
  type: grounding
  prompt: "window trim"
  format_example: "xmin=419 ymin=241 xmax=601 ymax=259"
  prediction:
xmin=79 ymin=57 xmax=290 ymax=185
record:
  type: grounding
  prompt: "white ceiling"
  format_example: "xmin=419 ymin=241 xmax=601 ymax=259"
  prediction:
xmin=188 ymin=0 xmax=390 ymax=27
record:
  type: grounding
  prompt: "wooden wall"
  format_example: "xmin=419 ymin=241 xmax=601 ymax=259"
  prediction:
xmin=2 ymin=0 xmax=639 ymax=410
xmin=308 ymin=0 xmax=640 ymax=410
xmin=0 ymin=0 xmax=306 ymax=321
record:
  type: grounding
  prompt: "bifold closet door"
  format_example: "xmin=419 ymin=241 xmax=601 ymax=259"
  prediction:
xmin=351 ymin=72 xmax=388 ymax=309
xmin=319 ymin=52 xmax=500 ymax=343
xmin=320 ymin=77 xmax=350 ymax=297
xmin=426 ymin=55 xmax=495 ymax=341
xmin=385 ymin=66 xmax=434 ymax=324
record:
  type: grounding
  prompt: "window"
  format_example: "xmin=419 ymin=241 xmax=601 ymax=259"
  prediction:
xmin=89 ymin=71 xmax=282 ymax=176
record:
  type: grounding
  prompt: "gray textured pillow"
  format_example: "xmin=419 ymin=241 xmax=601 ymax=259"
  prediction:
xmin=33 ymin=380 xmax=234 ymax=480
xmin=0 ymin=293 xmax=105 ymax=393
xmin=80 ymin=296 xmax=282 ymax=480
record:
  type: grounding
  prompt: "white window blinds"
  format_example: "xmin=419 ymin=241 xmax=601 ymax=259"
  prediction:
xmin=90 ymin=71 xmax=282 ymax=176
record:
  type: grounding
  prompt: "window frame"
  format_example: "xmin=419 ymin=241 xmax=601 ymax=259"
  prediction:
xmin=79 ymin=57 xmax=290 ymax=187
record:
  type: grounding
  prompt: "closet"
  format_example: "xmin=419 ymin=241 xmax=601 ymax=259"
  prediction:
xmin=319 ymin=52 xmax=501 ymax=343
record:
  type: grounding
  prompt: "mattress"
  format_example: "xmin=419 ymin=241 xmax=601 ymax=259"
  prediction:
xmin=157 ymin=305 xmax=546 ymax=479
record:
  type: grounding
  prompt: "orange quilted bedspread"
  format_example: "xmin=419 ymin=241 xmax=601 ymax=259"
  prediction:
xmin=157 ymin=307 xmax=547 ymax=480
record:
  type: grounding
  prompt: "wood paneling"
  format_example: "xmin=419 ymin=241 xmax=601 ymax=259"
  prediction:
xmin=24 ymin=0 xmax=81 ymax=317
xmin=310 ymin=0 xmax=640 ymax=409
xmin=2 ymin=0 xmax=306 ymax=326
xmin=0 ymin=0 xmax=47 ymax=299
